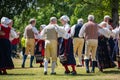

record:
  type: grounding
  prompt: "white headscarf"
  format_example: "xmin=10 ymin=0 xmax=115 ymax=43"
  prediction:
xmin=1 ymin=17 xmax=11 ymax=25
xmin=60 ymin=15 xmax=70 ymax=22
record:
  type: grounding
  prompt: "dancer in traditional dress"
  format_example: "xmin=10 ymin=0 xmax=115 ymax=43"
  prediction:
xmin=79 ymin=15 xmax=98 ymax=73
xmin=0 ymin=17 xmax=17 ymax=75
xmin=58 ymin=15 xmax=77 ymax=75
xmin=41 ymin=17 xmax=69 ymax=75
xmin=96 ymin=22 xmax=116 ymax=72
xmin=71 ymin=18 xmax=84 ymax=67
xmin=35 ymin=25 xmax=46 ymax=67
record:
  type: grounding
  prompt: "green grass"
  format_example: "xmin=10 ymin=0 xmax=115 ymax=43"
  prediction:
xmin=0 ymin=58 xmax=120 ymax=80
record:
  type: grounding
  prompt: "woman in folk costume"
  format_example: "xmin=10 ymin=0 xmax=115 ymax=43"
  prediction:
xmin=58 ymin=15 xmax=76 ymax=75
xmin=0 ymin=17 xmax=17 ymax=75
xmin=35 ymin=24 xmax=46 ymax=67
xmin=112 ymin=26 xmax=120 ymax=69
xmin=97 ymin=22 xmax=116 ymax=72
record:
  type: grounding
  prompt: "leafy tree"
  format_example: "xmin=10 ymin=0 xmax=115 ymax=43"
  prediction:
xmin=0 ymin=0 xmax=36 ymax=19
xmin=12 ymin=0 xmax=120 ymax=34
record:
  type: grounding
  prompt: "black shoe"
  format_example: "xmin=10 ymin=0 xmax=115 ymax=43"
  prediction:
xmin=44 ymin=71 xmax=47 ymax=75
xmin=86 ymin=70 xmax=90 ymax=73
xmin=40 ymin=64 xmax=44 ymax=67
xmin=71 ymin=71 xmax=77 ymax=75
xmin=3 ymin=71 xmax=7 ymax=75
xmin=50 ymin=72 xmax=56 ymax=75
xmin=30 ymin=65 xmax=33 ymax=68
xmin=21 ymin=65 xmax=25 ymax=68
xmin=76 ymin=64 xmax=82 ymax=67
xmin=99 ymin=68 xmax=103 ymax=72
xmin=0 ymin=71 xmax=2 ymax=75
xmin=64 ymin=71 xmax=70 ymax=74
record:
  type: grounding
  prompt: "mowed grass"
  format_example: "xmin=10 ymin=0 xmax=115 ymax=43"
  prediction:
xmin=0 ymin=57 xmax=120 ymax=80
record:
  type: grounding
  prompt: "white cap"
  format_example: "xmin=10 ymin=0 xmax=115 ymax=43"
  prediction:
xmin=50 ymin=17 xmax=57 ymax=22
xmin=1 ymin=17 xmax=12 ymax=25
xmin=77 ymin=18 xmax=83 ymax=24
xmin=88 ymin=15 xmax=94 ymax=21
xmin=29 ymin=18 xmax=36 ymax=24
xmin=104 ymin=15 xmax=110 ymax=20
xmin=60 ymin=15 xmax=70 ymax=22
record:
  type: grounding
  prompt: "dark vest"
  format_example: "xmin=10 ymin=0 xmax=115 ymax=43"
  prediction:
xmin=73 ymin=23 xmax=83 ymax=37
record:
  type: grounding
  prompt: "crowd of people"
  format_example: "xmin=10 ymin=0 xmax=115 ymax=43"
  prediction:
xmin=0 ymin=14 xmax=120 ymax=75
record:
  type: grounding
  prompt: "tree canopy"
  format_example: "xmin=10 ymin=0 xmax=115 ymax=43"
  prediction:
xmin=0 ymin=0 xmax=120 ymax=34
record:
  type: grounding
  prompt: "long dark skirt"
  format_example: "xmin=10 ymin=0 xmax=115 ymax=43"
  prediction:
xmin=108 ymin=37 xmax=115 ymax=60
xmin=96 ymin=36 xmax=116 ymax=70
xmin=35 ymin=40 xmax=45 ymax=63
xmin=0 ymin=39 xmax=14 ymax=70
xmin=112 ymin=39 xmax=119 ymax=61
xmin=58 ymin=38 xmax=76 ymax=65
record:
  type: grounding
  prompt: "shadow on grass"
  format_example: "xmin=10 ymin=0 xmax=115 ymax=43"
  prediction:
xmin=54 ymin=73 xmax=95 ymax=76
xmin=103 ymin=70 xmax=120 ymax=74
xmin=4 ymin=73 xmax=35 ymax=76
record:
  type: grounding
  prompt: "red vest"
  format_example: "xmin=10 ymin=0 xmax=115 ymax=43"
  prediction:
xmin=11 ymin=38 xmax=20 ymax=45
xmin=0 ymin=24 xmax=11 ymax=39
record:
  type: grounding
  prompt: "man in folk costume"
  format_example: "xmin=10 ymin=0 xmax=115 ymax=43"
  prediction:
xmin=0 ymin=17 xmax=18 ymax=75
xmin=59 ymin=15 xmax=77 ymax=75
xmin=22 ymin=18 xmax=40 ymax=68
xmin=41 ymin=17 xmax=69 ymax=75
xmin=79 ymin=15 xmax=98 ymax=73
xmin=71 ymin=18 xmax=84 ymax=67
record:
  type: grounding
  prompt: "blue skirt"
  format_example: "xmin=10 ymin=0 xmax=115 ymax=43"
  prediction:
xmin=58 ymin=38 xmax=76 ymax=65
xmin=0 ymin=39 xmax=14 ymax=70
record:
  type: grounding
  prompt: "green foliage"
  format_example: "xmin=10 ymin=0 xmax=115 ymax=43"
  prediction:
xmin=8 ymin=0 xmax=120 ymax=35
xmin=0 ymin=0 xmax=36 ymax=19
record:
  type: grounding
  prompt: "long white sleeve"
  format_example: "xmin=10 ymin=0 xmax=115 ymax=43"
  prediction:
xmin=10 ymin=29 xmax=18 ymax=39
xmin=32 ymin=27 xmax=42 ymax=39
xmin=32 ymin=27 xmax=39 ymax=34
xmin=55 ymin=25 xmax=69 ymax=39
xmin=112 ymin=27 xmax=120 ymax=39
xmin=71 ymin=25 xmax=75 ymax=37
xmin=40 ymin=28 xmax=46 ymax=39
xmin=98 ymin=28 xmax=111 ymax=38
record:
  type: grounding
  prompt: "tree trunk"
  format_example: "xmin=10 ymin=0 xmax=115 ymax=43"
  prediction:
xmin=110 ymin=0 xmax=119 ymax=27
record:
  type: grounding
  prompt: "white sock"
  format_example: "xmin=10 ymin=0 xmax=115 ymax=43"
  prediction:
xmin=78 ymin=56 xmax=82 ymax=65
xmin=51 ymin=61 xmax=56 ymax=73
xmin=44 ymin=59 xmax=48 ymax=72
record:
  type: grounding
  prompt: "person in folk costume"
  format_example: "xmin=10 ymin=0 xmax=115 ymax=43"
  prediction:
xmin=22 ymin=18 xmax=40 ymax=68
xmin=112 ymin=26 xmax=120 ymax=61
xmin=41 ymin=17 xmax=69 ymax=75
xmin=21 ymin=36 xmax=26 ymax=56
xmin=102 ymin=15 xmax=115 ymax=59
xmin=112 ymin=26 xmax=120 ymax=69
xmin=96 ymin=22 xmax=116 ymax=72
xmin=0 ymin=17 xmax=18 ymax=75
xmin=71 ymin=18 xmax=84 ymax=67
xmin=11 ymin=32 xmax=20 ymax=58
xmin=58 ymin=15 xmax=77 ymax=75
xmin=9 ymin=21 xmax=20 ymax=58
xmin=79 ymin=15 xmax=99 ymax=73
xmin=35 ymin=24 xmax=46 ymax=67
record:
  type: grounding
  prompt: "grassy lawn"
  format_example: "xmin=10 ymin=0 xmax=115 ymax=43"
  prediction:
xmin=0 ymin=58 xmax=120 ymax=80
